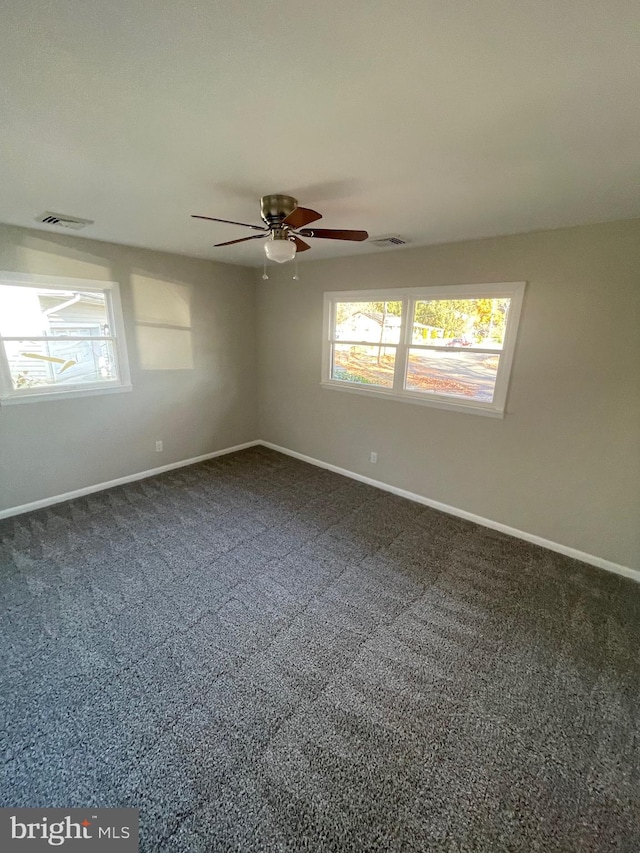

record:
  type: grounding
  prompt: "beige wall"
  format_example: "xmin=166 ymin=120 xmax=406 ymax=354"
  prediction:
xmin=0 ymin=224 xmax=257 ymax=509
xmin=2 ymin=219 xmax=638 ymax=569
xmin=256 ymin=219 xmax=640 ymax=569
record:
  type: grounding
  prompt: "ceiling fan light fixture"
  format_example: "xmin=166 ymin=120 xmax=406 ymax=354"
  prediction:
xmin=264 ymin=236 xmax=297 ymax=264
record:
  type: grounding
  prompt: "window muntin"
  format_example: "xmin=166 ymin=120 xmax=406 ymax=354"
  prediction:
xmin=323 ymin=284 xmax=525 ymax=417
xmin=0 ymin=273 xmax=131 ymax=404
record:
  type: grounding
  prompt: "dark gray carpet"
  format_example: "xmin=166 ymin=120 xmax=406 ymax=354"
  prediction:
xmin=1 ymin=447 xmax=639 ymax=852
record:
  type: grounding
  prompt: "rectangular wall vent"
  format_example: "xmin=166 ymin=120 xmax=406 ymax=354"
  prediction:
xmin=36 ymin=212 xmax=94 ymax=230
xmin=371 ymin=235 xmax=408 ymax=248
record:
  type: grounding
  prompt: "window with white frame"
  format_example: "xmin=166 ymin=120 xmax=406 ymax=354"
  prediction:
xmin=322 ymin=283 xmax=525 ymax=417
xmin=0 ymin=272 xmax=131 ymax=405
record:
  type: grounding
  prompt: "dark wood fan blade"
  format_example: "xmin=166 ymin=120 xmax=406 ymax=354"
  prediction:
xmin=214 ymin=234 xmax=268 ymax=247
xmin=283 ymin=207 xmax=322 ymax=229
xmin=297 ymin=228 xmax=368 ymax=241
xmin=293 ymin=236 xmax=311 ymax=252
xmin=192 ymin=215 xmax=267 ymax=232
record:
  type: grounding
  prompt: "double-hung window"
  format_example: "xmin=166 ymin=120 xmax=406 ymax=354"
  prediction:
xmin=0 ymin=272 xmax=131 ymax=405
xmin=322 ymin=282 xmax=525 ymax=417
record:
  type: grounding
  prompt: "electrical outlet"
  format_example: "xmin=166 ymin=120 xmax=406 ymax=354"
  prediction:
xmin=370 ymin=451 xmax=378 ymax=463
xmin=155 ymin=440 xmax=163 ymax=452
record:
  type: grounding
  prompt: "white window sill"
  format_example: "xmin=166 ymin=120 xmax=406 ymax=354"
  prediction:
xmin=320 ymin=380 xmax=505 ymax=418
xmin=0 ymin=384 xmax=133 ymax=406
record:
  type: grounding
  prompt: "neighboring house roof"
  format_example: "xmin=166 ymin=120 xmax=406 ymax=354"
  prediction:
xmin=348 ymin=310 xmax=400 ymax=326
xmin=336 ymin=311 xmax=400 ymax=344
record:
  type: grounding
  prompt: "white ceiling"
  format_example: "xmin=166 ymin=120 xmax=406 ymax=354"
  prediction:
xmin=1 ymin=1 xmax=639 ymax=267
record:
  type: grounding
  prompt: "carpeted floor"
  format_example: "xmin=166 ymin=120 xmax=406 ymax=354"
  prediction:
xmin=1 ymin=446 xmax=639 ymax=852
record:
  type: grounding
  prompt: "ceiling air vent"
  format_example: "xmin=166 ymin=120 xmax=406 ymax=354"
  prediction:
xmin=371 ymin=235 xmax=408 ymax=248
xmin=36 ymin=212 xmax=94 ymax=230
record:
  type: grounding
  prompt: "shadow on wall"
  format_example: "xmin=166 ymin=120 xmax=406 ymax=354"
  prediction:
xmin=4 ymin=228 xmax=196 ymax=372
xmin=131 ymin=272 xmax=194 ymax=370
xmin=8 ymin=227 xmax=117 ymax=279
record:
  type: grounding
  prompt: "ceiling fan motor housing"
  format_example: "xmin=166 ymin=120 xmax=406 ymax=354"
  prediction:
xmin=261 ymin=194 xmax=297 ymax=226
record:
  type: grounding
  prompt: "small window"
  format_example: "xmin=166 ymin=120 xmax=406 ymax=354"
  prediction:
xmin=322 ymin=283 xmax=525 ymax=417
xmin=0 ymin=272 xmax=131 ymax=405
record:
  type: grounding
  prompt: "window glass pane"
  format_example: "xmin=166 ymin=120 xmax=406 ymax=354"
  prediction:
xmin=0 ymin=286 xmax=109 ymax=337
xmin=334 ymin=301 xmax=402 ymax=344
xmin=4 ymin=338 xmax=117 ymax=390
xmin=332 ymin=344 xmax=396 ymax=388
xmin=412 ymin=298 xmax=510 ymax=348
xmin=405 ymin=348 xmax=500 ymax=402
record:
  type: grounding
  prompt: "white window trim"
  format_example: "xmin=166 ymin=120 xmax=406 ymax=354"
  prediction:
xmin=0 ymin=271 xmax=132 ymax=405
xmin=321 ymin=282 xmax=526 ymax=418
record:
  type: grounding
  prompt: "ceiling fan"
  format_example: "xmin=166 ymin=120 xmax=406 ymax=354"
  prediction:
xmin=192 ymin=194 xmax=368 ymax=263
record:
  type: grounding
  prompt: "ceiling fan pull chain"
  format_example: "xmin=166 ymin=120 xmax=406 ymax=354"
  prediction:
xmin=262 ymin=261 xmax=269 ymax=281
xmin=292 ymin=256 xmax=299 ymax=281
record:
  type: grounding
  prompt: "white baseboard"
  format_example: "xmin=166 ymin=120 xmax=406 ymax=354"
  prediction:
xmin=259 ymin=441 xmax=640 ymax=584
xmin=2 ymin=437 xmax=637 ymax=584
xmin=0 ymin=440 xmax=261 ymax=521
